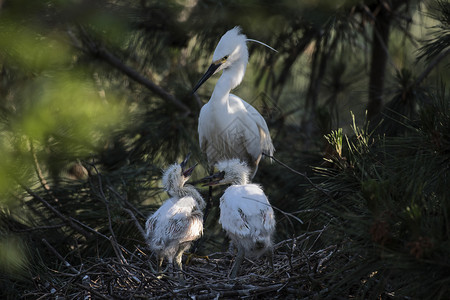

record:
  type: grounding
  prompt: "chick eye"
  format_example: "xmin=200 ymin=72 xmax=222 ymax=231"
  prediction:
xmin=222 ymin=55 xmax=229 ymax=62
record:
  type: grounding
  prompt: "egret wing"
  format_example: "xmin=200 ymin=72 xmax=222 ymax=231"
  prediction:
xmin=241 ymin=97 xmax=275 ymax=157
xmin=198 ymin=104 xmax=209 ymax=154
xmin=229 ymin=95 xmax=275 ymax=159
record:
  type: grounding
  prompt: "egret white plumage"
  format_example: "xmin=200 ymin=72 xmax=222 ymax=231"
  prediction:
xmin=203 ymin=159 xmax=275 ymax=278
xmin=192 ymin=27 xmax=275 ymax=179
xmin=145 ymin=154 xmax=205 ymax=282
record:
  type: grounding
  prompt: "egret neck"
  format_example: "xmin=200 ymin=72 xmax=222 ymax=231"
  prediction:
xmin=211 ymin=56 xmax=247 ymax=106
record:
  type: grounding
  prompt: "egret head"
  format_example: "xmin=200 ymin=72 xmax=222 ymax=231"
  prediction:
xmin=212 ymin=26 xmax=248 ymax=71
xmin=202 ymin=159 xmax=250 ymax=186
xmin=192 ymin=26 xmax=248 ymax=93
xmin=162 ymin=153 xmax=197 ymax=193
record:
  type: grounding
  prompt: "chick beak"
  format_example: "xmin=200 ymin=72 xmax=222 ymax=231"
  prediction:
xmin=182 ymin=163 xmax=197 ymax=177
xmin=200 ymin=171 xmax=225 ymax=186
xmin=179 ymin=153 xmax=191 ymax=170
xmin=192 ymin=62 xmax=221 ymax=94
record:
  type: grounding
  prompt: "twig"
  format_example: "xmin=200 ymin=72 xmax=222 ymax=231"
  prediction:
xmin=107 ymin=185 xmax=146 ymax=219
xmin=70 ymin=217 xmax=109 ymax=240
xmin=74 ymin=283 xmax=112 ymax=300
xmin=194 ymin=283 xmax=285 ymax=299
xmin=29 ymin=139 xmax=50 ymax=191
xmin=86 ymin=163 xmax=127 ymax=264
xmin=42 ymin=238 xmax=79 ymax=274
xmin=26 ymin=140 xmax=92 ymax=238
xmin=22 ymin=186 xmax=91 ymax=238
xmin=25 ymin=238 xmax=344 ymax=298
xmin=270 ymin=204 xmax=304 ymax=225
xmin=123 ymin=208 xmax=147 ymax=241
xmin=262 ymin=153 xmax=334 ymax=200
xmin=12 ymin=224 xmax=66 ymax=232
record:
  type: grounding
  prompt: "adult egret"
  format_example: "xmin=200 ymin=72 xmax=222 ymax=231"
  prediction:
xmin=145 ymin=154 xmax=205 ymax=282
xmin=203 ymin=158 xmax=275 ymax=278
xmin=192 ymin=26 xmax=275 ymax=179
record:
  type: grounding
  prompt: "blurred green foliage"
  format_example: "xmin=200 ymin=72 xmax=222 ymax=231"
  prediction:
xmin=0 ymin=236 xmax=27 ymax=276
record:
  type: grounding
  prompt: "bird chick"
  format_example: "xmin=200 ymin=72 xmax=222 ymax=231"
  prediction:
xmin=145 ymin=154 xmax=205 ymax=282
xmin=193 ymin=26 xmax=275 ymax=179
xmin=203 ymin=159 xmax=275 ymax=278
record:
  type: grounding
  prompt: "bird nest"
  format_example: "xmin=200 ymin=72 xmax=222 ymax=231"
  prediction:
xmin=23 ymin=228 xmax=345 ymax=299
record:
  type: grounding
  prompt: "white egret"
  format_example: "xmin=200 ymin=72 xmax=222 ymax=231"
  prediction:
xmin=145 ymin=154 xmax=205 ymax=282
xmin=203 ymin=158 xmax=275 ymax=278
xmin=192 ymin=26 xmax=275 ymax=179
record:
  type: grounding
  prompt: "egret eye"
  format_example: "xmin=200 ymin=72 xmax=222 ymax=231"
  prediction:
xmin=222 ymin=55 xmax=229 ymax=62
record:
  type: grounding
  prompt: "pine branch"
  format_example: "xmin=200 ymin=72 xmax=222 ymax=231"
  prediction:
xmin=22 ymin=186 xmax=91 ymax=238
xmin=95 ymin=46 xmax=191 ymax=114
xmin=413 ymin=47 xmax=450 ymax=87
xmin=77 ymin=27 xmax=191 ymax=115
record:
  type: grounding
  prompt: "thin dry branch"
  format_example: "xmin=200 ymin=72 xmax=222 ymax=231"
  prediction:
xmin=123 ymin=208 xmax=147 ymax=241
xmin=107 ymin=185 xmax=146 ymax=219
xmin=262 ymin=153 xmax=334 ymax=200
xmin=22 ymin=186 xmax=91 ymax=238
xmin=27 ymin=140 xmax=92 ymax=238
xmin=29 ymin=139 xmax=50 ymax=191
xmin=26 ymin=229 xmax=352 ymax=299
xmin=87 ymin=164 xmax=127 ymax=265
xmin=42 ymin=238 xmax=79 ymax=274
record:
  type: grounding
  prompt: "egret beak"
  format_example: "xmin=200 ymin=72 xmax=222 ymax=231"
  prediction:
xmin=182 ymin=163 xmax=198 ymax=177
xmin=200 ymin=171 xmax=225 ymax=186
xmin=192 ymin=62 xmax=221 ymax=93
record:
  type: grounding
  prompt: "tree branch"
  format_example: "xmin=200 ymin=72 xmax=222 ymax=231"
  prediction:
xmin=97 ymin=47 xmax=191 ymax=114
xmin=77 ymin=28 xmax=191 ymax=115
xmin=22 ymin=186 xmax=91 ymax=238
xmin=413 ymin=47 xmax=450 ymax=88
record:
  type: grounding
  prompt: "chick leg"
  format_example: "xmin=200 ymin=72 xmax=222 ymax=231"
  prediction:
xmin=174 ymin=248 xmax=185 ymax=284
xmin=230 ymin=244 xmax=245 ymax=278
xmin=167 ymin=257 xmax=174 ymax=279
xmin=154 ymin=255 xmax=165 ymax=279
xmin=157 ymin=255 xmax=164 ymax=273
xmin=267 ymin=247 xmax=274 ymax=273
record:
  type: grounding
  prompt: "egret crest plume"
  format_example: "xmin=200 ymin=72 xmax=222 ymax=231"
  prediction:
xmin=246 ymin=39 xmax=278 ymax=53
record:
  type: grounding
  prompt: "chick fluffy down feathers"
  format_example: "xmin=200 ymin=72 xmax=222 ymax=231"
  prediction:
xmin=219 ymin=183 xmax=275 ymax=257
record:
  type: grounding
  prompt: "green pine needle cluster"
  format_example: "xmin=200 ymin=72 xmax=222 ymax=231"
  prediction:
xmin=303 ymin=88 xmax=450 ymax=299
